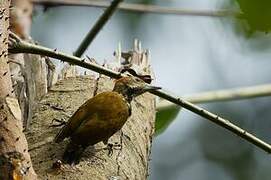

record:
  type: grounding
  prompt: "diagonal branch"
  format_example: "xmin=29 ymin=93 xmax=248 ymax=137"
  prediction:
xmin=158 ymin=84 xmax=271 ymax=109
xmin=73 ymin=0 xmax=123 ymax=57
xmin=32 ymin=0 xmax=243 ymax=18
xmin=151 ymin=90 xmax=271 ymax=153
xmin=9 ymin=32 xmax=121 ymax=79
xmin=8 ymin=33 xmax=271 ymax=154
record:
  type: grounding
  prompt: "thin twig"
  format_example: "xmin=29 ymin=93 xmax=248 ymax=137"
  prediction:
xmin=8 ymin=33 xmax=271 ymax=154
xmin=32 ymin=0 xmax=243 ymax=18
xmin=158 ymin=84 xmax=271 ymax=109
xmin=73 ymin=0 xmax=123 ymax=57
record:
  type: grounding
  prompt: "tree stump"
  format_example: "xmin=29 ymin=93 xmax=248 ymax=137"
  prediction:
xmin=27 ymin=42 xmax=156 ymax=179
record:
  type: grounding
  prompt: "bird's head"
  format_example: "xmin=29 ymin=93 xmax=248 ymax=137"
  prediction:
xmin=113 ymin=76 xmax=161 ymax=102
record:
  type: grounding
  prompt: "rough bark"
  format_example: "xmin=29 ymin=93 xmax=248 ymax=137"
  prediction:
xmin=0 ymin=0 xmax=37 ymax=179
xmin=9 ymin=0 xmax=57 ymax=129
xmin=27 ymin=44 xmax=156 ymax=179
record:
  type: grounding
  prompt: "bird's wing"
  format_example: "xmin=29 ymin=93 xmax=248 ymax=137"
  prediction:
xmin=54 ymin=96 xmax=97 ymax=143
xmin=54 ymin=92 xmax=126 ymax=143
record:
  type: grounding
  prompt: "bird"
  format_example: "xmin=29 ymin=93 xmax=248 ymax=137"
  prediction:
xmin=54 ymin=76 xmax=160 ymax=165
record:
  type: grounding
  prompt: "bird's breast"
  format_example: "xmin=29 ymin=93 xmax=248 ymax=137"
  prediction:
xmin=71 ymin=92 xmax=131 ymax=145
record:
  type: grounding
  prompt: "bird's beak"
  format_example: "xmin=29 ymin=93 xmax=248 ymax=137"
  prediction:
xmin=142 ymin=85 xmax=161 ymax=92
xmin=132 ymin=85 xmax=161 ymax=97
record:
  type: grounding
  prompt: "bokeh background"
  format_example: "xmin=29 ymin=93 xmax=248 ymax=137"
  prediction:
xmin=31 ymin=0 xmax=271 ymax=179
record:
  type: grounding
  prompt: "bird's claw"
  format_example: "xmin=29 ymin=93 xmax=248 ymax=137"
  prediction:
xmin=104 ymin=143 xmax=122 ymax=156
xmin=49 ymin=118 xmax=66 ymax=127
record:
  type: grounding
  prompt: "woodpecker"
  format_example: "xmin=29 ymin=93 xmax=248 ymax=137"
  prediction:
xmin=54 ymin=76 xmax=160 ymax=165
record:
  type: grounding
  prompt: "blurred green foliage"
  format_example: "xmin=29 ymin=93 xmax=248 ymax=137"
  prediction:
xmin=155 ymin=105 xmax=180 ymax=135
xmin=236 ymin=0 xmax=271 ymax=33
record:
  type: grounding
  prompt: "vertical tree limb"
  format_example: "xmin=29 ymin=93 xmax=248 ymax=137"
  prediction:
xmin=0 ymin=1 xmax=37 ymax=179
xmin=10 ymin=0 xmax=57 ymax=129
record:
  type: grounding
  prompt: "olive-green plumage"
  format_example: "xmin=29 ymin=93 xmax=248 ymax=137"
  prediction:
xmin=55 ymin=91 xmax=130 ymax=145
xmin=54 ymin=76 xmax=160 ymax=164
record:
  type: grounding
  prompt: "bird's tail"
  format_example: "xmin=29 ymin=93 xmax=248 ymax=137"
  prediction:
xmin=63 ymin=141 xmax=86 ymax=165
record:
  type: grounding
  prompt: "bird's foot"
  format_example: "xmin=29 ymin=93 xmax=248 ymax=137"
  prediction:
xmin=49 ymin=118 xmax=66 ymax=127
xmin=104 ymin=143 xmax=122 ymax=156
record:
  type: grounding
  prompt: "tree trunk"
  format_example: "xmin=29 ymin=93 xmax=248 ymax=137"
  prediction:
xmin=27 ymin=43 xmax=156 ymax=179
xmin=10 ymin=0 xmax=57 ymax=129
xmin=0 ymin=0 xmax=37 ymax=179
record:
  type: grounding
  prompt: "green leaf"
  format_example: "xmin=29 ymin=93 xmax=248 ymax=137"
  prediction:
xmin=236 ymin=0 xmax=271 ymax=33
xmin=155 ymin=104 xmax=181 ymax=135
